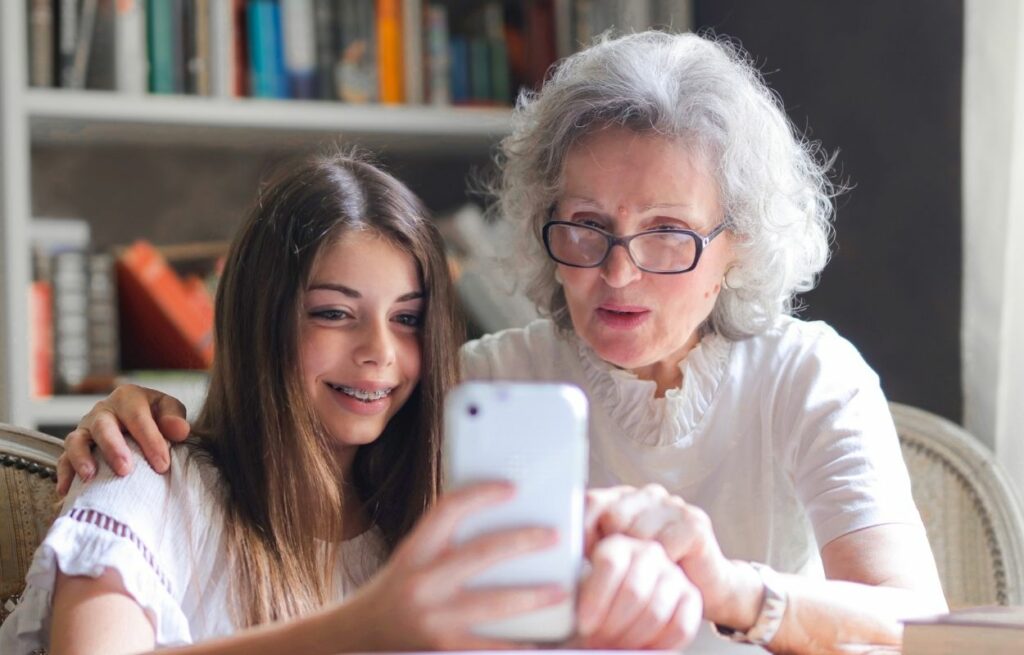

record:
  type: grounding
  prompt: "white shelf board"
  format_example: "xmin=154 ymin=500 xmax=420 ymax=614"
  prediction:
xmin=25 ymin=89 xmax=513 ymax=153
xmin=30 ymin=395 xmax=108 ymax=428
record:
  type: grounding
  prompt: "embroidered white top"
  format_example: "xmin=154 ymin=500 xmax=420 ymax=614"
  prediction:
xmin=0 ymin=443 xmax=385 ymax=652
xmin=460 ymin=316 xmax=923 ymax=576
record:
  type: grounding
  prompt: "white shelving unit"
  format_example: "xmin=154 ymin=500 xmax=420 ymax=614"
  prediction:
xmin=0 ymin=1 xmax=511 ymax=430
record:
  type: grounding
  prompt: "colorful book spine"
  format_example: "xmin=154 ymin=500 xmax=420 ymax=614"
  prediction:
xmin=281 ymin=0 xmax=317 ymax=99
xmin=117 ymin=241 xmax=214 ymax=370
xmin=312 ymin=0 xmax=337 ymax=99
xmin=248 ymin=0 xmax=288 ymax=98
xmin=147 ymin=0 xmax=180 ymax=93
xmin=29 ymin=281 xmax=54 ymax=398
xmin=114 ymin=0 xmax=148 ymax=94
xmin=377 ymin=0 xmax=404 ymax=104
xmin=402 ymin=0 xmax=424 ymax=104
xmin=425 ymin=4 xmax=449 ymax=106
xmin=28 ymin=0 xmax=55 ymax=87
xmin=337 ymin=0 xmax=377 ymax=103
xmin=449 ymin=35 xmax=469 ymax=104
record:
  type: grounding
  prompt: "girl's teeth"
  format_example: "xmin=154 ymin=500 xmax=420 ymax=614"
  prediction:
xmin=337 ymin=385 xmax=391 ymax=401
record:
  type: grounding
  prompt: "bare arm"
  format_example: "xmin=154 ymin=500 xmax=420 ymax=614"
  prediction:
xmin=587 ymin=486 xmax=947 ymax=655
xmin=49 ymin=483 xmax=567 ymax=655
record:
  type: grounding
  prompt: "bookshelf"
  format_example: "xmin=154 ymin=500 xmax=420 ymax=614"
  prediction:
xmin=0 ymin=1 xmax=514 ymax=432
xmin=2 ymin=0 xmax=693 ymax=434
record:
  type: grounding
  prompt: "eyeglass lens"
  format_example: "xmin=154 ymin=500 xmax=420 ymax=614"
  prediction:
xmin=547 ymin=223 xmax=698 ymax=272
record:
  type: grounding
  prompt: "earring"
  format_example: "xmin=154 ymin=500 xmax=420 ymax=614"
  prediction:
xmin=554 ymin=269 xmax=564 ymax=285
xmin=723 ymin=266 xmax=743 ymax=290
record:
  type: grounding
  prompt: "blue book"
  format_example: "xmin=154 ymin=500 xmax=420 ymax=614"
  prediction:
xmin=248 ymin=0 xmax=288 ymax=98
xmin=449 ymin=36 xmax=470 ymax=104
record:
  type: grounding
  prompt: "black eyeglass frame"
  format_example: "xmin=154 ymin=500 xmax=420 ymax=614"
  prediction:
xmin=541 ymin=219 xmax=730 ymax=274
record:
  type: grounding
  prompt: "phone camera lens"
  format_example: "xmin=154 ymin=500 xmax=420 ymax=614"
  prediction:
xmin=468 ymin=404 xmax=479 ymax=417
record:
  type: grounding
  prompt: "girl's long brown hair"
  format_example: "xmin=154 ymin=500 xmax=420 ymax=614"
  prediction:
xmin=189 ymin=150 xmax=462 ymax=626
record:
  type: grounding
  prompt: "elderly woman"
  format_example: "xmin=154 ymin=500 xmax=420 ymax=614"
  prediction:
xmin=61 ymin=32 xmax=945 ymax=653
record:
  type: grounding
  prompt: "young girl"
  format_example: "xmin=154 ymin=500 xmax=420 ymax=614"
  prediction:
xmin=0 ymin=152 xmax=566 ymax=654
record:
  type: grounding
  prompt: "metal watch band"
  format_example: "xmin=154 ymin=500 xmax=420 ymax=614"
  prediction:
xmin=713 ymin=561 xmax=788 ymax=646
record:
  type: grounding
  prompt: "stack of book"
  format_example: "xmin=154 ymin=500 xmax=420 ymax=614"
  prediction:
xmin=902 ymin=606 xmax=1024 ymax=655
xmin=25 ymin=0 xmax=693 ymax=106
xmin=29 ymin=224 xmax=219 ymax=398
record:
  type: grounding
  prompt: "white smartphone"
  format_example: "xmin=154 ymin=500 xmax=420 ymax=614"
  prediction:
xmin=443 ymin=381 xmax=589 ymax=643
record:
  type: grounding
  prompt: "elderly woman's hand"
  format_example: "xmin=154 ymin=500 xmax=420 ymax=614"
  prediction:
xmin=585 ymin=484 xmax=759 ymax=630
xmin=575 ymin=533 xmax=702 ymax=649
xmin=57 ymin=385 xmax=191 ymax=495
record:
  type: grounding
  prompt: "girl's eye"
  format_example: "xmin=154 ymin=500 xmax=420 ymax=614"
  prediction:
xmin=310 ymin=308 xmax=351 ymax=321
xmin=394 ymin=312 xmax=422 ymax=328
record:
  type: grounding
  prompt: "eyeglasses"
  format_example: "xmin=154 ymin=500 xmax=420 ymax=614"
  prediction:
xmin=542 ymin=219 xmax=729 ymax=274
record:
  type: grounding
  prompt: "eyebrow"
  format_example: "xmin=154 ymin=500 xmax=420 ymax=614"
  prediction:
xmin=561 ymin=197 xmax=695 ymax=215
xmin=306 ymin=283 xmax=424 ymax=302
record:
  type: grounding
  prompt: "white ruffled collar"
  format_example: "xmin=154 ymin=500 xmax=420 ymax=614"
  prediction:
xmin=575 ymin=330 xmax=732 ymax=446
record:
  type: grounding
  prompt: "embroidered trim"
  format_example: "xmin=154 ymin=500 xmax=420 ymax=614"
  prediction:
xmin=68 ymin=508 xmax=173 ymax=595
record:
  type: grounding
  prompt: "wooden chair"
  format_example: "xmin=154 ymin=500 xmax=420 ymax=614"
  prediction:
xmin=892 ymin=402 xmax=1024 ymax=607
xmin=0 ymin=423 xmax=62 ymax=625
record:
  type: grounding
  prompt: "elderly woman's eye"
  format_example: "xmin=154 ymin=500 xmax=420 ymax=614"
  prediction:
xmin=571 ymin=213 xmax=606 ymax=229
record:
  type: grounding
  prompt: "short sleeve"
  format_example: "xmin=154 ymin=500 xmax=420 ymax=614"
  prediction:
xmin=776 ymin=323 xmax=922 ymax=547
xmin=0 ymin=444 xmax=202 ymax=651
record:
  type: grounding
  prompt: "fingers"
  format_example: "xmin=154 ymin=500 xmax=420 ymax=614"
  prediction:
xmin=583 ymin=486 xmax=632 ymax=552
xmin=581 ymin=537 xmax=664 ymax=644
xmin=88 ymin=409 xmax=134 ymax=476
xmin=154 ymin=395 xmax=191 ymax=442
xmin=398 ymin=482 xmax=516 ymax=564
xmin=616 ymin=566 xmax=701 ymax=650
xmin=442 ymin=584 xmax=567 ymax=628
xmin=55 ymin=453 xmax=76 ymax=497
xmin=63 ymin=428 xmax=98 ymax=482
xmin=576 ymin=534 xmax=632 ymax=637
xmin=113 ymin=386 xmax=179 ymax=473
xmin=430 ymin=526 xmax=558 ymax=585
xmin=596 ymin=483 xmax=670 ymax=537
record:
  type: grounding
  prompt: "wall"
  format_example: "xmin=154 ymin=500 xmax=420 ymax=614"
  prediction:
xmin=695 ymin=1 xmax=964 ymax=421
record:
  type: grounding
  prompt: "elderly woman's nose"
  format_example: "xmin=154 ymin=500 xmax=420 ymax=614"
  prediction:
xmin=600 ymin=245 xmax=643 ymax=288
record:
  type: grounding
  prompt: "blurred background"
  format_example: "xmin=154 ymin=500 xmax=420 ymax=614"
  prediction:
xmin=1 ymin=0 xmax=1021 ymax=487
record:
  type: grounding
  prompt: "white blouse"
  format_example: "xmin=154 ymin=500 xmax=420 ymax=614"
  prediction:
xmin=460 ymin=316 xmax=923 ymax=576
xmin=0 ymin=443 xmax=385 ymax=652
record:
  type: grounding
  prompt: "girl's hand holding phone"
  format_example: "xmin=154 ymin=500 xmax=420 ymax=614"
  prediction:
xmin=340 ymin=482 xmax=568 ymax=651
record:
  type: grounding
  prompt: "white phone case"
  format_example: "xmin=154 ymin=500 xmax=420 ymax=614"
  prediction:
xmin=443 ymin=381 xmax=589 ymax=643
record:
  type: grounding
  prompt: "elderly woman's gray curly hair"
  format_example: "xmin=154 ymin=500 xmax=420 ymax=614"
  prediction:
xmin=493 ymin=30 xmax=835 ymax=340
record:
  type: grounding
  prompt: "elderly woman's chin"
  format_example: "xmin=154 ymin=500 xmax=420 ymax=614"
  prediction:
xmin=569 ymin=306 xmax=701 ymax=380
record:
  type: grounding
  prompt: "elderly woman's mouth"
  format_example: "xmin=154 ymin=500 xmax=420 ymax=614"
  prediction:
xmin=596 ymin=305 xmax=651 ymax=329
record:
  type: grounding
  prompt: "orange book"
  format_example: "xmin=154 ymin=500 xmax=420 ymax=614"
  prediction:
xmin=117 ymin=241 xmax=214 ymax=369
xmin=377 ymin=0 xmax=404 ymax=103
xmin=29 ymin=280 xmax=54 ymax=397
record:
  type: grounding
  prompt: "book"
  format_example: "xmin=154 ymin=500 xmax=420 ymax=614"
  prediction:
xmin=28 ymin=0 xmax=55 ymax=87
xmin=87 ymin=253 xmax=120 ymax=378
xmin=85 ymin=0 xmax=116 ymax=91
xmin=58 ymin=0 xmax=80 ymax=87
xmin=281 ymin=0 xmax=317 ymax=98
xmin=209 ymin=0 xmax=240 ymax=96
xmin=29 ymin=281 xmax=54 ymax=398
xmin=902 ymin=606 xmax=1024 ymax=655
xmin=148 ymin=0 xmax=182 ymax=93
xmin=337 ymin=0 xmax=377 ymax=103
xmin=424 ymin=3 xmax=449 ymax=105
xmin=117 ymin=240 xmax=214 ymax=370
xmin=311 ymin=0 xmax=337 ymax=99
xmin=52 ymin=251 xmax=91 ymax=393
xmin=192 ymin=0 xmax=213 ymax=95
xmin=377 ymin=0 xmax=405 ymax=104
xmin=248 ymin=0 xmax=288 ymax=98
xmin=114 ymin=0 xmax=148 ymax=94
xmin=402 ymin=0 xmax=424 ymax=104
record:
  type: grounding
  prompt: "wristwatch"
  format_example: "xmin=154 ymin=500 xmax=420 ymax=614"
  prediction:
xmin=713 ymin=561 xmax=788 ymax=646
